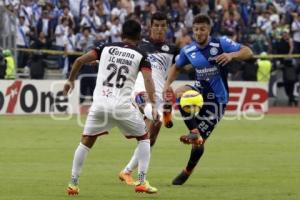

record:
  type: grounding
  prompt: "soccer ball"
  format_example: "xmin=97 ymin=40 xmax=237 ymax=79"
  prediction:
xmin=180 ymin=90 xmax=204 ymax=114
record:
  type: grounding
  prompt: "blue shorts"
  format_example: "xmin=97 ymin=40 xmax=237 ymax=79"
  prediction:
xmin=187 ymin=85 xmax=226 ymax=139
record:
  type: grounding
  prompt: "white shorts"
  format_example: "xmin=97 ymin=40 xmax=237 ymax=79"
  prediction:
xmin=83 ymin=104 xmax=147 ymax=139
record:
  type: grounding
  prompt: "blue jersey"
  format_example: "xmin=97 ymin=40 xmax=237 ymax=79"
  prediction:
xmin=176 ymin=36 xmax=241 ymax=104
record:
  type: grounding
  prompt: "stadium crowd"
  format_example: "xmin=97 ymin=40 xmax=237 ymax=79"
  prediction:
xmin=0 ymin=0 xmax=300 ymax=105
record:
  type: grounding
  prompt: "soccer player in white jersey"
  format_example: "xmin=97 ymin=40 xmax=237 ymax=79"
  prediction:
xmin=63 ymin=19 xmax=159 ymax=195
xmin=118 ymin=12 xmax=179 ymax=185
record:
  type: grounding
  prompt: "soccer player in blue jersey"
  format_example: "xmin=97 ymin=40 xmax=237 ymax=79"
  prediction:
xmin=163 ymin=14 xmax=253 ymax=185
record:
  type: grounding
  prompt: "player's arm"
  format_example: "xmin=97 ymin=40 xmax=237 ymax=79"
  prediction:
xmin=216 ymin=37 xmax=253 ymax=66
xmin=163 ymin=64 xmax=181 ymax=92
xmin=141 ymin=69 xmax=156 ymax=104
xmin=163 ymin=48 xmax=189 ymax=95
xmin=63 ymin=50 xmax=98 ymax=95
xmin=141 ymin=68 xmax=160 ymax=121
xmin=140 ymin=55 xmax=159 ymax=120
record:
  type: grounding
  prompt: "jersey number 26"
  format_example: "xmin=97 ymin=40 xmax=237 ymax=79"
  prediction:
xmin=103 ymin=64 xmax=129 ymax=88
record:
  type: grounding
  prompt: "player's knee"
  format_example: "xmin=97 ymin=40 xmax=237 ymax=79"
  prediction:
xmin=81 ymin=135 xmax=98 ymax=148
xmin=175 ymin=86 xmax=191 ymax=98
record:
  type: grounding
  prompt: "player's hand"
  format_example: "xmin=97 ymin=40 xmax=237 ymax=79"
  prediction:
xmin=163 ymin=86 xmax=174 ymax=102
xmin=152 ymin=106 xmax=160 ymax=123
xmin=216 ymin=53 xmax=233 ymax=66
xmin=63 ymin=80 xmax=74 ymax=96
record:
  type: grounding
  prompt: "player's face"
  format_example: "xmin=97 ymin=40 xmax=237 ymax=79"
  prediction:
xmin=193 ymin=23 xmax=211 ymax=45
xmin=150 ymin=20 xmax=168 ymax=41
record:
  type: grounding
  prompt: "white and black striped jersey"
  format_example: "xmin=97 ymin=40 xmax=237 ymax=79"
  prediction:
xmin=91 ymin=42 xmax=151 ymax=109
xmin=134 ymin=38 xmax=179 ymax=100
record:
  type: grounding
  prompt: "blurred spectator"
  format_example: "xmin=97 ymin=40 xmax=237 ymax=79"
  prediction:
xmin=0 ymin=50 xmax=7 ymax=79
xmin=285 ymin=0 xmax=300 ymax=24
xmin=222 ymin=11 xmax=239 ymax=41
xmin=175 ymin=28 xmax=192 ymax=48
xmin=282 ymin=59 xmax=298 ymax=106
xmin=69 ymin=0 xmax=88 ymax=19
xmin=54 ymin=17 xmax=70 ymax=68
xmin=291 ymin=13 xmax=300 ymax=54
xmin=94 ymin=25 xmax=110 ymax=44
xmin=251 ymin=28 xmax=269 ymax=54
xmin=80 ymin=7 xmax=102 ymax=35
xmin=16 ymin=16 xmax=30 ymax=68
xmin=111 ymin=0 xmax=128 ymax=23
xmin=63 ymin=28 xmax=78 ymax=76
xmin=121 ymin=0 xmax=135 ymax=14
xmin=36 ymin=8 xmax=56 ymax=40
xmin=169 ymin=0 xmax=180 ymax=23
xmin=109 ymin=16 xmax=122 ymax=42
xmin=276 ymin=30 xmax=294 ymax=55
xmin=76 ymin=27 xmax=95 ymax=51
xmin=31 ymin=31 xmax=52 ymax=50
xmin=257 ymin=11 xmax=272 ymax=35
xmin=58 ymin=6 xmax=75 ymax=29
xmin=156 ymin=0 xmax=168 ymax=13
xmin=242 ymin=58 xmax=258 ymax=81
xmin=30 ymin=32 xmax=52 ymax=79
xmin=268 ymin=3 xmax=280 ymax=24
xmin=20 ymin=0 xmax=34 ymax=27
xmin=95 ymin=0 xmax=109 ymax=23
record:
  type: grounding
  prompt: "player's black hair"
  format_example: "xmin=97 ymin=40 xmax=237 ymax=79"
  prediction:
xmin=151 ymin=11 xmax=168 ymax=25
xmin=121 ymin=19 xmax=141 ymax=41
xmin=193 ymin=14 xmax=211 ymax=26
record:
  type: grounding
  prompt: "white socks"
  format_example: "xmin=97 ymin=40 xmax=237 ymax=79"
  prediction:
xmin=71 ymin=139 xmax=150 ymax=184
xmin=124 ymin=139 xmax=150 ymax=183
xmin=71 ymin=142 xmax=90 ymax=182
xmin=124 ymin=147 xmax=139 ymax=173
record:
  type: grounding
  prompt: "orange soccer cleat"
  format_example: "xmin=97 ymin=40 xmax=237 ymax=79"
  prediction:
xmin=119 ymin=171 xmax=135 ymax=185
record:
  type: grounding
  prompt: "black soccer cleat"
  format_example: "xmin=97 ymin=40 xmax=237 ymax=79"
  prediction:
xmin=172 ymin=170 xmax=190 ymax=185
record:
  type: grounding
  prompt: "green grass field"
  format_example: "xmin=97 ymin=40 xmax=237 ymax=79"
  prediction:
xmin=0 ymin=114 xmax=299 ymax=200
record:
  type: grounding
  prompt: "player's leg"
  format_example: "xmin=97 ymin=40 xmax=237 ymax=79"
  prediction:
xmin=120 ymin=92 xmax=162 ymax=182
xmin=119 ymin=92 xmax=146 ymax=184
xmin=135 ymin=92 xmax=163 ymax=146
xmin=67 ymin=110 xmax=111 ymax=195
xmin=172 ymin=144 xmax=205 ymax=185
xmin=147 ymin=118 xmax=162 ymax=147
xmin=119 ymin=119 xmax=161 ymax=186
xmin=120 ymin=118 xmax=162 ymax=184
xmin=117 ymin=109 xmax=157 ymax=193
xmin=67 ymin=135 xmax=98 ymax=195
xmin=175 ymin=85 xmax=203 ymax=144
xmin=173 ymin=103 xmax=225 ymax=185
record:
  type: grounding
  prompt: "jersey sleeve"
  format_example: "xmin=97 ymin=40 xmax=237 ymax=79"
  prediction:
xmin=220 ymin=36 xmax=241 ymax=53
xmin=139 ymin=55 xmax=152 ymax=72
xmin=92 ymin=43 xmax=105 ymax=60
xmin=175 ymin=48 xmax=190 ymax=68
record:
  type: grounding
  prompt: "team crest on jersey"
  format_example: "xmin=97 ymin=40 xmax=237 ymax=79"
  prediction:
xmin=161 ymin=45 xmax=170 ymax=52
xmin=210 ymin=47 xmax=218 ymax=56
